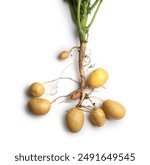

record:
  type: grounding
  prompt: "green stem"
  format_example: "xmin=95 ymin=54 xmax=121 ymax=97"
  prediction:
xmin=77 ymin=0 xmax=82 ymax=31
xmin=68 ymin=1 xmax=77 ymax=24
xmin=87 ymin=0 xmax=103 ymax=31
xmin=89 ymin=0 xmax=100 ymax=12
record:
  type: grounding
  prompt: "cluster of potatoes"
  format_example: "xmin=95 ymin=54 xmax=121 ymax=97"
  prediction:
xmin=66 ymin=99 xmax=126 ymax=133
xmin=28 ymin=82 xmax=51 ymax=115
xmin=27 ymin=68 xmax=125 ymax=133
xmin=66 ymin=68 xmax=126 ymax=133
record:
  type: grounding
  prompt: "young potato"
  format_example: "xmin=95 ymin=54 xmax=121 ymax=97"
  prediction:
xmin=90 ymin=108 xmax=106 ymax=127
xmin=87 ymin=68 xmax=109 ymax=88
xmin=29 ymin=82 xmax=45 ymax=97
xmin=66 ymin=107 xmax=84 ymax=133
xmin=69 ymin=91 xmax=81 ymax=100
xmin=28 ymin=98 xmax=51 ymax=115
xmin=58 ymin=51 xmax=70 ymax=60
xmin=102 ymin=99 xmax=126 ymax=119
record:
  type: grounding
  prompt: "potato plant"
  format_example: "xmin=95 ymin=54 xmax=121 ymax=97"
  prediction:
xmin=27 ymin=0 xmax=126 ymax=133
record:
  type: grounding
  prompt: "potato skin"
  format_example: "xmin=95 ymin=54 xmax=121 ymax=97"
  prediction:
xmin=58 ymin=51 xmax=70 ymax=60
xmin=102 ymin=99 xmax=126 ymax=119
xmin=87 ymin=68 xmax=109 ymax=88
xmin=90 ymin=108 xmax=106 ymax=127
xmin=28 ymin=98 xmax=51 ymax=115
xmin=29 ymin=82 xmax=45 ymax=97
xmin=66 ymin=108 xmax=84 ymax=133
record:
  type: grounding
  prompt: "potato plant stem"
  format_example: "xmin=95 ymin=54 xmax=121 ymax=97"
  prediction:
xmin=77 ymin=0 xmax=82 ymax=31
xmin=90 ymin=0 xmax=100 ymax=12
xmin=87 ymin=0 xmax=103 ymax=31
xmin=78 ymin=42 xmax=87 ymax=107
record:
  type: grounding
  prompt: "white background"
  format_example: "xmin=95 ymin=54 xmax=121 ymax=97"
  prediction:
xmin=0 ymin=0 xmax=150 ymax=164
